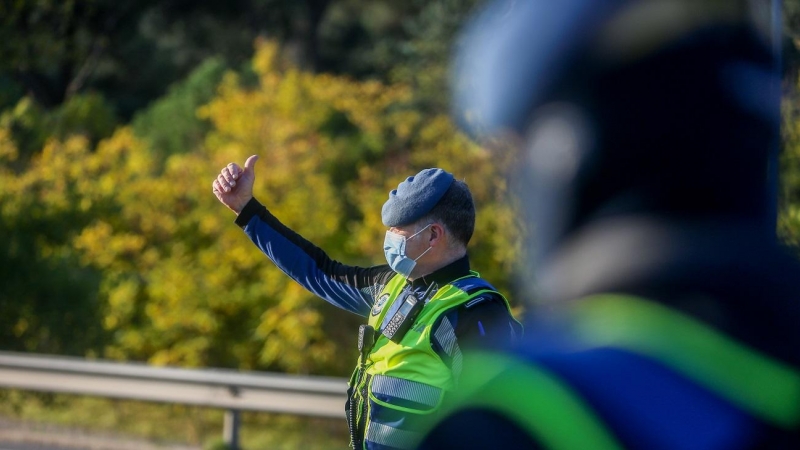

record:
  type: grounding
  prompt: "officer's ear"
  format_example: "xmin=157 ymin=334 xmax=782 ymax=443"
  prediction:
xmin=428 ymin=223 xmax=446 ymax=247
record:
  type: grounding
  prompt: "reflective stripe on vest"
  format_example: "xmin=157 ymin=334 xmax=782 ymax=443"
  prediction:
xmin=430 ymin=351 xmax=625 ymax=450
xmin=365 ymin=421 xmax=423 ymax=449
xmin=371 ymin=375 xmax=442 ymax=410
xmin=571 ymin=294 xmax=800 ymax=428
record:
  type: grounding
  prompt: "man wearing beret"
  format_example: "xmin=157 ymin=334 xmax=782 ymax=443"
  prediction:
xmin=212 ymin=157 xmax=521 ymax=450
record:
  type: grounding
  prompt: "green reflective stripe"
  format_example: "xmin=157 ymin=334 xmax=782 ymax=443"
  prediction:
xmin=573 ymin=295 xmax=800 ymax=428
xmin=438 ymin=352 xmax=624 ymax=450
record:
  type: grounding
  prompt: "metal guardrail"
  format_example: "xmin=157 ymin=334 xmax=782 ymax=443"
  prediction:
xmin=0 ymin=351 xmax=348 ymax=449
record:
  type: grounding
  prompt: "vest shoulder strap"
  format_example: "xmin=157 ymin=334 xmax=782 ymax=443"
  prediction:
xmin=448 ymin=275 xmax=497 ymax=296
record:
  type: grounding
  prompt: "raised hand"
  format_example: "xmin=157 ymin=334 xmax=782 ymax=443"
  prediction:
xmin=212 ymin=155 xmax=259 ymax=214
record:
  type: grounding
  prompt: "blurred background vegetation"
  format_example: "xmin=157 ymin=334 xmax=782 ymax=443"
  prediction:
xmin=2 ymin=0 xmax=800 ymax=448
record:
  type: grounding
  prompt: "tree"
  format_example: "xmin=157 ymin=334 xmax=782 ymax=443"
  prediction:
xmin=0 ymin=40 xmax=523 ymax=375
xmin=1 ymin=0 xmax=485 ymax=122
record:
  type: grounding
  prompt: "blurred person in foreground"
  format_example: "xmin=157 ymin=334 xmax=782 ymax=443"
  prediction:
xmin=419 ymin=0 xmax=800 ymax=448
xmin=212 ymin=162 xmax=522 ymax=449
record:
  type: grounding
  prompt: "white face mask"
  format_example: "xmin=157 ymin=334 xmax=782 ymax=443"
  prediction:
xmin=383 ymin=224 xmax=433 ymax=278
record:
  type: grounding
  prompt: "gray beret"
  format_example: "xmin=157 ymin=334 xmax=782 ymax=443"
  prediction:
xmin=382 ymin=168 xmax=455 ymax=227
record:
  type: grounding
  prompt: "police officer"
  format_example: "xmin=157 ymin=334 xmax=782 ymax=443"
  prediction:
xmin=419 ymin=0 xmax=800 ymax=448
xmin=212 ymin=162 xmax=521 ymax=449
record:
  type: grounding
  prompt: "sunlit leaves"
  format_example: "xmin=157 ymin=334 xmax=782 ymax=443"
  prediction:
xmin=1 ymin=39 xmax=523 ymax=375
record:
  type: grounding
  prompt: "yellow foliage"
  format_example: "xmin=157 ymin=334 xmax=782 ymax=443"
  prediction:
xmin=3 ymin=39 xmax=523 ymax=376
xmin=0 ymin=127 xmax=18 ymax=162
xmin=74 ymin=221 xmax=146 ymax=268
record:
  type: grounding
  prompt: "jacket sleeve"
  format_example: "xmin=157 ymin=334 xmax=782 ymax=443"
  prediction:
xmin=235 ymin=197 xmax=395 ymax=318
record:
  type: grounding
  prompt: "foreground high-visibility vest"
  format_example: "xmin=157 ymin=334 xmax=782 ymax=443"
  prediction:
xmin=347 ymin=271 xmax=518 ymax=450
xmin=420 ymin=294 xmax=800 ymax=449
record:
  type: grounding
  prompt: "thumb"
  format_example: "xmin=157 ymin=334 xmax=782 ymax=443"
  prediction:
xmin=244 ymin=155 xmax=259 ymax=173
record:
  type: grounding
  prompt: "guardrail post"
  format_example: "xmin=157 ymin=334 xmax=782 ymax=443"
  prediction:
xmin=223 ymin=409 xmax=241 ymax=450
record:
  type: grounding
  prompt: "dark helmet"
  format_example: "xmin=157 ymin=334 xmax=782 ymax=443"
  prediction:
xmin=452 ymin=0 xmax=780 ymax=265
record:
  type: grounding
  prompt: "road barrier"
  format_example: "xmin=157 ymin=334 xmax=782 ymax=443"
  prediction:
xmin=0 ymin=351 xmax=348 ymax=449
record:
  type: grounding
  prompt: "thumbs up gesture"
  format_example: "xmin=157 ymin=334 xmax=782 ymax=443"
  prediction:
xmin=212 ymin=155 xmax=259 ymax=214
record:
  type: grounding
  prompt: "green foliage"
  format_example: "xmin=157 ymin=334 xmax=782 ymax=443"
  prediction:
xmin=132 ymin=58 xmax=228 ymax=162
xmin=386 ymin=0 xmax=483 ymax=112
xmin=0 ymin=97 xmax=49 ymax=160
xmin=317 ymin=0 xmax=481 ymax=113
xmin=0 ymin=93 xmax=118 ymax=162
xmin=0 ymin=0 xmax=157 ymax=109
xmin=1 ymin=0 xmax=482 ymax=122
xmin=0 ymin=74 xmax=24 ymax=111
xmin=0 ymin=40 xmax=523 ymax=375
xmin=52 ymin=92 xmax=119 ymax=144
xmin=0 ymin=133 xmax=108 ymax=356
xmin=0 ymin=0 xmax=288 ymax=118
